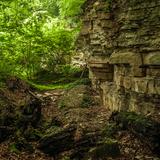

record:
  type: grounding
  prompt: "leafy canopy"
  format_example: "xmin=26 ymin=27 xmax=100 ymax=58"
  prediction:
xmin=0 ymin=0 xmax=86 ymax=79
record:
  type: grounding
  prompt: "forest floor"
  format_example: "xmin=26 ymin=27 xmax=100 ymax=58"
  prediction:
xmin=0 ymin=79 xmax=160 ymax=160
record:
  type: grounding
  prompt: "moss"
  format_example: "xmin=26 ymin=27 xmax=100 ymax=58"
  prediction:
xmin=28 ymin=81 xmax=73 ymax=90
xmin=58 ymin=100 xmax=66 ymax=109
xmin=102 ymin=123 xmax=120 ymax=138
xmin=28 ymin=78 xmax=91 ymax=91
xmin=24 ymin=127 xmax=43 ymax=141
xmin=42 ymin=126 xmax=63 ymax=138
xmin=110 ymin=111 xmax=158 ymax=135
xmin=89 ymin=138 xmax=120 ymax=159
xmin=61 ymin=156 xmax=71 ymax=160
xmin=9 ymin=143 xmax=21 ymax=154
xmin=9 ymin=138 xmax=34 ymax=153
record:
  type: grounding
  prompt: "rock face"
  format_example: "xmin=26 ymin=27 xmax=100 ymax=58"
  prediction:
xmin=77 ymin=0 xmax=160 ymax=115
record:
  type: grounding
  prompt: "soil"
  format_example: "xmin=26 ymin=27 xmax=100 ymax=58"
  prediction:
xmin=0 ymin=81 xmax=160 ymax=160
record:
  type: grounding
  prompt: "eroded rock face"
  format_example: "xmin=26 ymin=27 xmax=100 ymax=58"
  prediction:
xmin=77 ymin=0 xmax=160 ymax=115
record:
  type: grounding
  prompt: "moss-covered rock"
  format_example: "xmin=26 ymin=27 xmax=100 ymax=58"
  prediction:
xmin=24 ymin=127 xmax=43 ymax=141
xmin=38 ymin=125 xmax=76 ymax=156
xmin=89 ymin=138 xmax=120 ymax=159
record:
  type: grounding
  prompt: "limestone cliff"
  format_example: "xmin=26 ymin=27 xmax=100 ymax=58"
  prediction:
xmin=77 ymin=0 xmax=160 ymax=115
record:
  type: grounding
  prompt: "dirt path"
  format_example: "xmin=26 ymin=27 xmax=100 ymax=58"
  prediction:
xmin=0 ymin=84 xmax=160 ymax=160
xmin=0 ymin=86 xmax=111 ymax=160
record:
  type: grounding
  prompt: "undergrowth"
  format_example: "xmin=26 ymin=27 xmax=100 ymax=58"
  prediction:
xmin=27 ymin=65 xmax=89 ymax=91
xmin=28 ymin=78 xmax=90 ymax=91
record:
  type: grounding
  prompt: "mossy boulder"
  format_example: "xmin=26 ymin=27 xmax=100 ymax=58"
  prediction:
xmin=23 ymin=127 xmax=43 ymax=141
xmin=89 ymin=138 xmax=120 ymax=159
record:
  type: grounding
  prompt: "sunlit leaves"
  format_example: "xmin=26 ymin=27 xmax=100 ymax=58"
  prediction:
xmin=58 ymin=0 xmax=85 ymax=17
xmin=0 ymin=0 xmax=84 ymax=79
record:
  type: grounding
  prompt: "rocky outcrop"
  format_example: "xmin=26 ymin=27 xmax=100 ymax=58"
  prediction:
xmin=77 ymin=0 xmax=160 ymax=115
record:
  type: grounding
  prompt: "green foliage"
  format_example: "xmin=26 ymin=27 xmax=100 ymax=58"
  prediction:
xmin=89 ymin=138 xmax=120 ymax=159
xmin=9 ymin=143 xmax=21 ymax=154
xmin=28 ymin=78 xmax=90 ymax=91
xmin=41 ymin=0 xmax=60 ymax=16
xmin=102 ymin=123 xmax=120 ymax=138
xmin=114 ymin=112 xmax=153 ymax=131
xmin=9 ymin=139 xmax=34 ymax=153
xmin=0 ymin=0 xmax=85 ymax=80
xmin=58 ymin=100 xmax=66 ymax=109
xmin=58 ymin=0 xmax=86 ymax=17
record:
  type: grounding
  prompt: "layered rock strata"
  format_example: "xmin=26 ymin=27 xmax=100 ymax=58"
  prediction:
xmin=77 ymin=0 xmax=160 ymax=114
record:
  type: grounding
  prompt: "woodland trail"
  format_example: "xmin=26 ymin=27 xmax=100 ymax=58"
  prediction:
xmin=0 ymin=79 xmax=160 ymax=160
